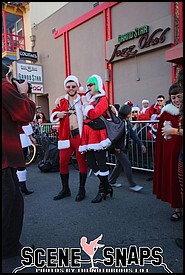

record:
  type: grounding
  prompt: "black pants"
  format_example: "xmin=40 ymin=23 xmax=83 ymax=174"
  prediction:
xmin=86 ymin=150 xmax=109 ymax=175
xmin=2 ymin=167 xmax=24 ymax=256
xmin=17 ymin=147 xmax=28 ymax=171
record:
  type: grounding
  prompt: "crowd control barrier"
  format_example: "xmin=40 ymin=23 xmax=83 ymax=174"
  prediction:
xmin=36 ymin=120 xmax=159 ymax=172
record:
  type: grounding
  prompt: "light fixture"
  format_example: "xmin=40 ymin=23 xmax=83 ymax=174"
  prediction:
xmin=30 ymin=35 xmax=36 ymax=49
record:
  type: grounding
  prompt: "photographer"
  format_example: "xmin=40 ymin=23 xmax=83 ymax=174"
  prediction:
xmin=2 ymin=62 xmax=36 ymax=259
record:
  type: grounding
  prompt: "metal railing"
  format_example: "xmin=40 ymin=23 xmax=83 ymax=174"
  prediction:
xmin=128 ymin=120 xmax=158 ymax=172
xmin=37 ymin=121 xmax=158 ymax=172
xmin=105 ymin=120 xmax=159 ymax=172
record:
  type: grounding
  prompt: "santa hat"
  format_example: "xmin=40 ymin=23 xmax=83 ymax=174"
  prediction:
xmin=132 ymin=105 xmax=140 ymax=112
xmin=124 ymin=101 xmax=133 ymax=107
xmin=64 ymin=75 xmax=79 ymax=88
xmin=142 ymin=98 xmax=149 ymax=104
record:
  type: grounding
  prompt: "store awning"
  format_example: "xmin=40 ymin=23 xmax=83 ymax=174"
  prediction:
xmin=165 ymin=42 xmax=183 ymax=65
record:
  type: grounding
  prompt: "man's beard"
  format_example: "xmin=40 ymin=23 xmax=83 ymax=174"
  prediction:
xmin=68 ymin=91 xmax=77 ymax=97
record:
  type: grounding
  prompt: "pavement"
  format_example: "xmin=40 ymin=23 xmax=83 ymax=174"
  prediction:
xmin=2 ymin=161 xmax=183 ymax=273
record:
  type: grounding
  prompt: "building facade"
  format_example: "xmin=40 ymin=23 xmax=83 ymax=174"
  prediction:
xmin=2 ymin=2 xmax=183 ymax=119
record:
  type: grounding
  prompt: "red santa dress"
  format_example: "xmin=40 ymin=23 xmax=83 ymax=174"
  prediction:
xmin=153 ymin=103 xmax=183 ymax=208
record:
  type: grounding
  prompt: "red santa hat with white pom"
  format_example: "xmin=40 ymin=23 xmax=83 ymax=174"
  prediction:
xmin=63 ymin=75 xmax=84 ymax=92
xmin=78 ymin=82 xmax=84 ymax=93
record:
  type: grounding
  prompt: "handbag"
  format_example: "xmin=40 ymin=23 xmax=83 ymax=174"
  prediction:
xmin=99 ymin=106 xmax=125 ymax=146
xmin=84 ymin=118 xmax=106 ymax=130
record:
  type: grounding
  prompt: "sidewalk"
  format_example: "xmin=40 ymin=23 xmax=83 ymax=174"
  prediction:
xmin=2 ymin=162 xmax=183 ymax=273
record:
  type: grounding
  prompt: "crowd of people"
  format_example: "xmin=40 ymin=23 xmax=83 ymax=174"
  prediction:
xmin=2 ymin=60 xmax=183 ymax=261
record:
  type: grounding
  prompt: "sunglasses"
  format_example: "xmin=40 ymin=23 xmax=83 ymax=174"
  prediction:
xmin=87 ymin=83 xmax=95 ymax=87
xmin=132 ymin=111 xmax=138 ymax=113
xmin=157 ymin=99 xmax=163 ymax=102
xmin=66 ymin=85 xmax=77 ymax=89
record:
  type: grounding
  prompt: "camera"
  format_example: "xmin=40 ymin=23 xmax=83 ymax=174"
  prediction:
xmin=11 ymin=77 xmax=32 ymax=94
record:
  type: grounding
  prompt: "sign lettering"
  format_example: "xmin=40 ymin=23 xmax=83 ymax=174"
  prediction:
xmin=106 ymin=27 xmax=171 ymax=63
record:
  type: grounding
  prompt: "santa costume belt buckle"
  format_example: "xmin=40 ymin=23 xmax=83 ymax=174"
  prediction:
xmin=70 ymin=128 xmax=79 ymax=138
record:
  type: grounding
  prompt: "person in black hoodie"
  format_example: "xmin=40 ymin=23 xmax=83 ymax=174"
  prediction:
xmin=108 ymin=104 xmax=146 ymax=191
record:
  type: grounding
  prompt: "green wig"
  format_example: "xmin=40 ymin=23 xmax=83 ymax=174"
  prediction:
xmin=87 ymin=76 xmax=99 ymax=92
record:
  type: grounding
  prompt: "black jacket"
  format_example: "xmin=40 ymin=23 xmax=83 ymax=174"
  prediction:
xmin=114 ymin=119 xmax=143 ymax=152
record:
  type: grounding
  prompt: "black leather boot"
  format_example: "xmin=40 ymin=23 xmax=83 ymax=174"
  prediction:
xmin=20 ymin=181 xmax=34 ymax=195
xmin=99 ymin=175 xmax=113 ymax=198
xmin=91 ymin=175 xmax=113 ymax=203
xmin=53 ymin=174 xmax=71 ymax=200
xmin=75 ymin=173 xmax=87 ymax=202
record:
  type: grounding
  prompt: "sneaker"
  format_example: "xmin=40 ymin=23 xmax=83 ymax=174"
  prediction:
xmin=129 ymin=185 xmax=143 ymax=192
xmin=110 ymin=183 xmax=122 ymax=188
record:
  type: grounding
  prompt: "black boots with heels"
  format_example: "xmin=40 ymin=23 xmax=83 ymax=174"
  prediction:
xmin=91 ymin=175 xmax=113 ymax=203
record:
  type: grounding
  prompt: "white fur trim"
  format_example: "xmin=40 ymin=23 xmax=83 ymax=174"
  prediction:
xmin=50 ymin=111 xmax=60 ymax=123
xmin=22 ymin=124 xmax=33 ymax=136
xmin=16 ymin=170 xmax=27 ymax=182
xmin=64 ymin=75 xmax=79 ymax=88
xmin=99 ymin=170 xmax=109 ymax=176
xmin=160 ymin=103 xmax=179 ymax=116
xmin=94 ymin=170 xmax=100 ymax=176
xmin=84 ymin=105 xmax=94 ymax=116
xmin=94 ymin=170 xmax=109 ymax=176
xmin=79 ymin=138 xmax=111 ymax=153
xmin=86 ymin=92 xmax=106 ymax=102
xmin=58 ymin=140 xmax=70 ymax=149
xmin=74 ymin=95 xmax=84 ymax=136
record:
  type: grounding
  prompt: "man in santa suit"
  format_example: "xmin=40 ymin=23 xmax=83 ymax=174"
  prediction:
xmin=50 ymin=75 xmax=87 ymax=201
xmin=145 ymin=95 xmax=165 ymax=120
xmin=140 ymin=98 xmax=149 ymax=114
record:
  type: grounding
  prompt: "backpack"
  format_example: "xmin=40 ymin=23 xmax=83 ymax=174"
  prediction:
xmin=38 ymin=138 xmax=59 ymax=172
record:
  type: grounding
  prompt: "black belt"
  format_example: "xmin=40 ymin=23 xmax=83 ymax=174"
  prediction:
xmin=70 ymin=128 xmax=79 ymax=138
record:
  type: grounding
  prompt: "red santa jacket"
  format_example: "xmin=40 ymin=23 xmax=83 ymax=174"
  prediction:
xmin=50 ymin=94 xmax=83 ymax=149
xmin=145 ymin=103 xmax=162 ymax=120
xmin=79 ymin=94 xmax=112 ymax=153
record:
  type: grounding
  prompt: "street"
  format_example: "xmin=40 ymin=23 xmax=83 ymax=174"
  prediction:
xmin=2 ymin=161 xmax=183 ymax=273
